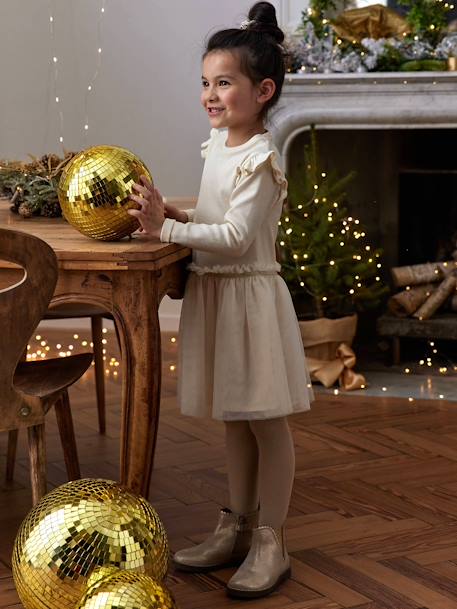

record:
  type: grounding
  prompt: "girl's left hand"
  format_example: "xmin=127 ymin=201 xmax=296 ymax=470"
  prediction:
xmin=128 ymin=175 xmax=165 ymax=238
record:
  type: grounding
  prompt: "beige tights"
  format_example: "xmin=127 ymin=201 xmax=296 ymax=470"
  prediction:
xmin=225 ymin=417 xmax=295 ymax=530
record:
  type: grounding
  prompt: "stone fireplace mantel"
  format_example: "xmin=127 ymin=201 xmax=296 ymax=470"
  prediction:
xmin=271 ymin=72 xmax=457 ymax=168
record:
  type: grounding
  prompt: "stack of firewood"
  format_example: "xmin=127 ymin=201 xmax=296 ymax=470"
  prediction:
xmin=388 ymin=261 xmax=457 ymax=320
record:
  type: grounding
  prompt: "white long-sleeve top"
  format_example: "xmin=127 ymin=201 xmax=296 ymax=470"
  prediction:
xmin=160 ymin=128 xmax=287 ymax=274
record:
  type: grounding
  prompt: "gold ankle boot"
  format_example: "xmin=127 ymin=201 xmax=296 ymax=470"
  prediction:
xmin=226 ymin=525 xmax=291 ymax=598
xmin=173 ymin=507 xmax=258 ymax=573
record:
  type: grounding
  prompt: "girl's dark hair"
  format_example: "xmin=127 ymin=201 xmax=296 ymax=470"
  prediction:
xmin=204 ymin=2 xmax=286 ymax=118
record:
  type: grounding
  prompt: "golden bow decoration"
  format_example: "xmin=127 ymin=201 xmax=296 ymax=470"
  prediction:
xmin=332 ymin=4 xmax=410 ymax=43
xmin=307 ymin=343 xmax=366 ymax=391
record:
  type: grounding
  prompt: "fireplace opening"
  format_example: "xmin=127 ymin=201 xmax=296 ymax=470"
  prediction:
xmin=287 ymin=127 xmax=457 ymax=353
xmin=399 ymin=170 xmax=457 ymax=266
xmin=287 ymin=127 xmax=457 ymax=275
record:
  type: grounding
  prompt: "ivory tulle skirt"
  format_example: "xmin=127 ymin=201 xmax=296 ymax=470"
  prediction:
xmin=177 ymin=272 xmax=313 ymax=420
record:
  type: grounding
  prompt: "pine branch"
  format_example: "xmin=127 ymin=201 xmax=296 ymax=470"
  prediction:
xmin=0 ymin=151 xmax=77 ymax=217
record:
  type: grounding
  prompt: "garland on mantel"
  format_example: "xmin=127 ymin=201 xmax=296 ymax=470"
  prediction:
xmin=285 ymin=1 xmax=457 ymax=73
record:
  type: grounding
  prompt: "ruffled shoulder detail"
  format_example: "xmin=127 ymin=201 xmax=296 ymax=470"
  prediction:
xmin=201 ymin=128 xmax=219 ymax=159
xmin=236 ymin=150 xmax=288 ymax=201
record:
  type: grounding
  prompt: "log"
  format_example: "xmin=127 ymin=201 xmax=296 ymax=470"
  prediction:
xmin=413 ymin=275 xmax=457 ymax=320
xmin=377 ymin=313 xmax=457 ymax=341
xmin=387 ymin=284 xmax=436 ymax=317
xmin=391 ymin=261 xmax=457 ymax=288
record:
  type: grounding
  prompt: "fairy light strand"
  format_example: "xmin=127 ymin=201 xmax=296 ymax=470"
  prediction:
xmin=47 ymin=1 xmax=106 ymax=149
xmin=29 ymin=328 xmax=452 ymax=400
xmin=83 ymin=0 xmax=106 ymax=146
xmin=48 ymin=0 xmax=64 ymax=146
xmin=279 ymin=170 xmax=383 ymax=305
xmin=26 ymin=331 xmax=178 ymax=382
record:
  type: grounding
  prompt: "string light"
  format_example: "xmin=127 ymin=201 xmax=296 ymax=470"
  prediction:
xmin=27 ymin=328 xmax=181 ymax=388
xmin=83 ymin=0 xmax=107 ymax=145
xmin=47 ymin=0 xmax=106 ymax=148
xmin=48 ymin=1 xmax=64 ymax=147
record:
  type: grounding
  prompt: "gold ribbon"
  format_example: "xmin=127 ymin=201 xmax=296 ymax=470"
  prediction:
xmin=331 ymin=4 xmax=410 ymax=43
xmin=307 ymin=343 xmax=367 ymax=391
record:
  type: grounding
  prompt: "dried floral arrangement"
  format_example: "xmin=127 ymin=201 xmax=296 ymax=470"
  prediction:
xmin=0 ymin=151 xmax=77 ymax=217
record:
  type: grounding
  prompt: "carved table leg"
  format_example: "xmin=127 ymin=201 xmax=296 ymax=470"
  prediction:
xmin=112 ymin=270 xmax=162 ymax=497
xmin=50 ymin=259 xmax=188 ymax=498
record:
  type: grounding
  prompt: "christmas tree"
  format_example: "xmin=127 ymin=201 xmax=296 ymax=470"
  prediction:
xmin=278 ymin=127 xmax=388 ymax=319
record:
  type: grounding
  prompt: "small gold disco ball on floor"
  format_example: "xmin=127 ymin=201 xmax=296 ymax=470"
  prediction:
xmin=12 ymin=479 xmax=169 ymax=609
xmin=76 ymin=566 xmax=177 ymax=609
xmin=58 ymin=145 xmax=152 ymax=241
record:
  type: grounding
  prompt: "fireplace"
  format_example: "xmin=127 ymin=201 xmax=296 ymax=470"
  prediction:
xmin=270 ymin=72 xmax=457 ymax=350
xmin=270 ymin=72 xmax=457 ymax=274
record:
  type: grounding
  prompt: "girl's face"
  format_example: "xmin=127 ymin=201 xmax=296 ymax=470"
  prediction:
xmin=201 ymin=51 xmax=271 ymax=141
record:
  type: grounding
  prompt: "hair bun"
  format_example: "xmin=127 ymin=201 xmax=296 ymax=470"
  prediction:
xmin=246 ymin=1 xmax=285 ymax=44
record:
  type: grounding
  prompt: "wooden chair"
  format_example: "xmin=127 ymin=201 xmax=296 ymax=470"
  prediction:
xmin=0 ymin=227 xmax=92 ymax=504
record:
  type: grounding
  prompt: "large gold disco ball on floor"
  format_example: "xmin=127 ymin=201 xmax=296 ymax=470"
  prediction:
xmin=58 ymin=145 xmax=152 ymax=241
xmin=12 ymin=479 xmax=169 ymax=609
xmin=76 ymin=566 xmax=177 ymax=609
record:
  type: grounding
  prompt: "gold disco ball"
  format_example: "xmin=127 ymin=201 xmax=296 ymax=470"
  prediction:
xmin=76 ymin=566 xmax=177 ymax=609
xmin=58 ymin=145 xmax=152 ymax=241
xmin=12 ymin=479 xmax=169 ymax=609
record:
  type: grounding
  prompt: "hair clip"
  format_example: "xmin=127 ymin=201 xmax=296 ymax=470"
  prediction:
xmin=240 ymin=18 xmax=256 ymax=30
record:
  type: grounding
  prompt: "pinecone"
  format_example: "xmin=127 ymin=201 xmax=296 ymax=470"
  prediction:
xmin=18 ymin=203 xmax=33 ymax=218
xmin=40 ymin=199 xmax=62 ymax=217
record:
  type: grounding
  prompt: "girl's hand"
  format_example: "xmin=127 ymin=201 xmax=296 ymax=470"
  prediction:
xmin=128 ymin=175 xmax=165 ymax=238
xmin=164 ymin=202 xmax=189 ymax=223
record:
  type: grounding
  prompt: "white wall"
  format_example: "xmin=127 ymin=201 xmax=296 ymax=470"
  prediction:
xmin=1 ymin=0 xmax=302 ymax=329
xmin=0 ymin=0 xmax=302 ymax=194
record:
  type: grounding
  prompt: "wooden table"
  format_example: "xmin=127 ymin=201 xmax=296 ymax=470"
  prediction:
xmin=0 ymin=201 xmax=191 ymax=496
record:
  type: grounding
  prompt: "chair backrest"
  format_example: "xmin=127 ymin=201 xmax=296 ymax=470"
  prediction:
xmin=0 ymin=228 xmax=58 ymax=430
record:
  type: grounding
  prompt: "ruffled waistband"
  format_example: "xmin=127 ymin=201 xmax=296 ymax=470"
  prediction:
xmin=187 ymin=262 xmax=281 ymax=276
xmin=190 ymin=270 xmax=279 ymax=279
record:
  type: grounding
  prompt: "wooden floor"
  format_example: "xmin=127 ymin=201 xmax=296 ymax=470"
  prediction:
xmin=3 ymin=329 xmax=457 ymax=608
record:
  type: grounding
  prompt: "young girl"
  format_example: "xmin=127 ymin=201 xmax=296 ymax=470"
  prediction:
xmin=129 ymin=1 xmax=313 ymax=599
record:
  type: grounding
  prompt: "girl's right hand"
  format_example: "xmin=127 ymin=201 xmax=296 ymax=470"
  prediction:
xmin=164 ymin=203 xmax=189 ymax=223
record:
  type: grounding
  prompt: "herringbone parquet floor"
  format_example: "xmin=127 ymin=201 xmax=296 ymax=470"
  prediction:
xmin=3 ymin=328 xmax=457 ymax=608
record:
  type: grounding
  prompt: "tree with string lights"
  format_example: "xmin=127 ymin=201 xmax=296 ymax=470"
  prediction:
xmin=397 ymin=0 xmax=455 ymax=44
xmin=278 ymin=127 xmax=388 ymax=319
